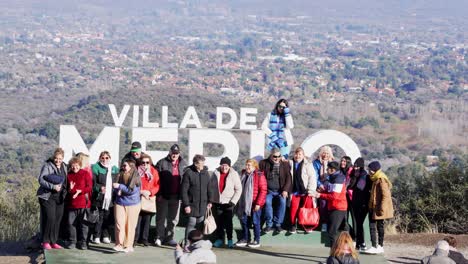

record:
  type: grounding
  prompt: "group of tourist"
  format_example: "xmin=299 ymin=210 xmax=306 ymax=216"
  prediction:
xmin=36 ymin=99 xmax=467 ymax=264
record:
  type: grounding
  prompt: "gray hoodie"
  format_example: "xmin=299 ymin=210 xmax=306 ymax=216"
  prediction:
xmin=421 ymin=249 xmax=457 ymax=264
xmin=175 ymin=240 xmax=216 ymax=264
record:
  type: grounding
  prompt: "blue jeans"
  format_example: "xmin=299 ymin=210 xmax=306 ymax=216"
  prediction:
xmin=240 ymin=210 xmax=262 ymax=243
xmin=264 ymin=191 xmax=287 ymax=228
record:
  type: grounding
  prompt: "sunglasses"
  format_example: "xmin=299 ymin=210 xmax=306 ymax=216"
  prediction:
xmin=142 ymin=161 xmax=151 ymax=165
xmin=273 ymin=155 xmax=282 ymax=158
xmin=277 ymin=105 xmax=286 ymax=109
xmin=101 ymin=157 xmax=110 ymax=160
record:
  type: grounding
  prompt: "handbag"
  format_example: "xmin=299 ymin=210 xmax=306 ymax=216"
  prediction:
xmin=141 ymin=195 xmax=156 ymax=213
xmin=298 ymin=196 xmax=320 ymax=232
xmin=203 ymin=208 xmax=217 ymax=235
xmin=83 ymin=193 xmax=99 ymax=224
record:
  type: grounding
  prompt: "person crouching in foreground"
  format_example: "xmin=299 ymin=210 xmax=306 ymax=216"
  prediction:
xmin=175 ymin=230 xmax=216 ymax=264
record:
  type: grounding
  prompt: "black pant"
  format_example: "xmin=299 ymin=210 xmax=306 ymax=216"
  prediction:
xmin=94 ymin=208 xmax=113 ymax=239
xmin=369 ymin=209 xmax=385 ymax=247
xmin=135 ymin=211 xmax=154 ymax=243
xmin=214 ymin=203 xmax=234 ymax=241
xmin=39 ymin=194 xmax=64 ymax=244
xmin=68 ymin=208 xmax=89 ymax=244
xmin=327 ymin=210 xmax=347 ymax=247
xmin=352 ymin=205 xmax=369 ymax=246
xmin=156 ymin=196 xmax=180 ymax=242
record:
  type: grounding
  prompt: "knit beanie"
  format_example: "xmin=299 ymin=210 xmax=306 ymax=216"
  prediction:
xmin=220 ymin=157 xmax=231 ymax=166
xmin=328 ymin=161 xmax=340 ymax=171
xmin=368 ymin=161 xmax=381 ymax=172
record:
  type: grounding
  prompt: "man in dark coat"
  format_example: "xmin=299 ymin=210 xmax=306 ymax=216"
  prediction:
xmin=259 ymin=148 xmax=292 ymax=233
xmin=181 ymin=154 xmax=215 ymax=244
xmin=154 ymin=144 xmax=188 ymax=246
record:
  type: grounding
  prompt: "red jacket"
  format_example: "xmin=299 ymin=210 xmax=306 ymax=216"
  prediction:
xmin=67 ymin=169 xmax=93 ymax=209
xmin=319 ymin=171 xmax=347 ymax=211
xmin=140 ymin=166 xmax=160 ymax=197
xmin=244 ymin=170 xmax=267 ymax=208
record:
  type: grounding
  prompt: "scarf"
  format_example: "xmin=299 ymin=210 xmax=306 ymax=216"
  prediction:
xmin=101 ymin=161 xmax=113 ymax=210
xmin=319 ymin=159 xmax=328 ymax=182
xmin=370 ymin=169 xmax=392 ymax=188
xmin=293 ymin=160 xmax=306 ymax=194
xmin=237 ymin=171 xmax=254 ymax=218
xmin=138 ymin=165 xmax=153 ymax=181
xmin=267 ymin=111 xmax=287 ymax=150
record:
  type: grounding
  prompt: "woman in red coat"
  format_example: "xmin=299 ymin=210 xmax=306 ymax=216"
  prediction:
xmin=66 ymin=157 xmax=93 ymax=250
xmin=235 ymin=159 xmax=267 ymax=248
xmin=134 ymin=154 xmax=160 ymax=246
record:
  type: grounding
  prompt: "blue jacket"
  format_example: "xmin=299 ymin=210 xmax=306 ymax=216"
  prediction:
xmin=313 ymin=159 xmax=329 ymax=188
xmin=114 ymin=183 xmax=141 ymax=206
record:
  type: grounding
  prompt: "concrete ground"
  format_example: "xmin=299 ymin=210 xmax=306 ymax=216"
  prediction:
xmin=45 ymin=243 xmax=387 ymax=264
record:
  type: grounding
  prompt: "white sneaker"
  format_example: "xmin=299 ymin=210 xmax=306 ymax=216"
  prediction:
xmin=124 ymin=247 xmax=134 ymax=253
xmin=155 ymin=239 xmax=162 ymax=247
xmin=363 ymin=246 xmax=379 ymax=255
xmin=321 ymin=224 xmax=327 ymax=232
xmin=376 ymin=245 xmax=384 ymax=254
xmin=92 ymin=238 xmax=101 ymax=244
xmin=102 ymin=237 xmax=111 ymax=244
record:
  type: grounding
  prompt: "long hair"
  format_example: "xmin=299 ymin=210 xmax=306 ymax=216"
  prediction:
xmin=330 ymin=231 xmax=358 ymax=259
xmin=273 ymin=98 xmax=289 ymax=114
xmin=317 ymin=145 xmax=335 ymax=160
xmin=340 ymin=156 xmax=352 ymax=175
xmin=117 ymin=159 xmax=141 ymax=190
xmin=75 ymin=152 xmax=90 ymax=169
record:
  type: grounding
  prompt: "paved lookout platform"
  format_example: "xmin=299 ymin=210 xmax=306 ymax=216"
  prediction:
xmin=45 ymin=223 xmax=387 ymax=264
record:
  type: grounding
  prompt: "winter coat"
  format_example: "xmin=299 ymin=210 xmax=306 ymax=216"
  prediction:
xmin=259 ymin=158 xmax=292 ymax=193
xmin=91 ymin=162 xmax=119 ymax=208
xmin=347 ymin=169 xmax=372 ymax=209
xmin=181 ymin=165 xmax=214 ymax=217
xmin=319 ymin=171 xmax=348 ymax=211
xmin=421 ymin=249 xmax=457 ymax=264
xmin=174 ymin=240 xmax=217 ymax=264
xmin=155 ymin=155 xmax=187 ymax=199
xmin=326 ymin=254 xmax=360 ymax=264
xmin=67 ymin=169 xmax=93 ymax=209
xmin=37 ymin=160 xmax=68 ymax=201
xmin=140 ymin=166 xmax=160 ymax=197
xmin=241 ymin=170 xmax=267 ymax=208
xmin=289 ymin=159 xmax=317 ymax=196
xmin=369 ymin=177 xmax=394 ymax=220
xmin=211 ymin=168 xmax=242 ymax=205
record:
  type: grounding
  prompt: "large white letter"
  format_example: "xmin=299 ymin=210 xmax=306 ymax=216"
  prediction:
xmin=162 ymin=106 xmax=178 ymax=128
xmin=216 ymin=107 xmax=237 ymax=129
xmin=142 ymin=105 xmax=159 ymax=128
xmin=301 ymin=130 xmax=361 ymax=162
xmin=239 ymin=108 xmax=258 ymax=130
xmin=188 ymin=129 xmax=239 ymax=170
xmin=180 ymin=106 xmax=202 ymax=128
xmin=249 ymin=130 xmax=265 ymax=161
xmin=109 ymin=104 xmax=130 ymax=127
xmin=59 ymin=125 xmax=120 ymax=167
xmin=132 ymin=128 xmax=179 ymax=163
xmin=132 ymin=105 xmax=140 ymax=127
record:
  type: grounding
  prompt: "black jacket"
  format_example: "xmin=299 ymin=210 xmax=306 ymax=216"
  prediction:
xmin=91 ymin=162 xmax=119 ymax=208
xmin=181 ymin=165 xmax=215 ymax=217
xmin=155 ymin=155 xmax=188 ymax=199
xmin=259 ymin=158 xmax=292 ymax=193
xmin=348 ymin=169 xmax=372 ymax=209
